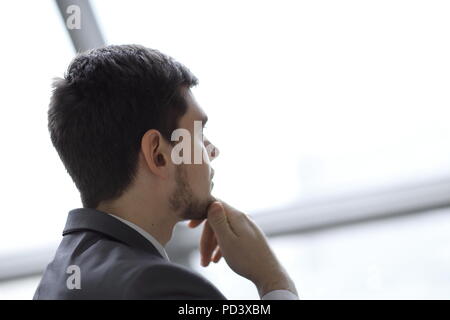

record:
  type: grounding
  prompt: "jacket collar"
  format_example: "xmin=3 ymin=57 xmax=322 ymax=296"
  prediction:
xmin=63 ymin=207 xmax=163 ymax=259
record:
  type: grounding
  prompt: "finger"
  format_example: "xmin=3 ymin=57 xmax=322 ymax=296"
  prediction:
xmin=207 ymin=201 xmax=236 ymax=238
xmin=200 ymin=221 xmax=218 ymax=267
xmin=202 ymin=233 xmax=217 ymax=267
xmin=218 ymin=201 xmax=248 ymax=235
xmin=212 ymin=247 xmax=222 ymax=263
xmin=188 ymin=219 xmax=205 ymax=228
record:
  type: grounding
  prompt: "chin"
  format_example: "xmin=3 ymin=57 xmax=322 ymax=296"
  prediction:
xmin=179 ymin=194 xmax=213 ymax=221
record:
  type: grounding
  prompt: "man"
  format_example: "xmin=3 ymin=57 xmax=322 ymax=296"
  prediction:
xmin=34 ymin=44 xmax=298 ymax=300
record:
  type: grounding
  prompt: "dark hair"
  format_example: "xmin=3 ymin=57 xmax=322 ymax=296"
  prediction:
xmin=48 ymin=44 xmax=198 ymax=208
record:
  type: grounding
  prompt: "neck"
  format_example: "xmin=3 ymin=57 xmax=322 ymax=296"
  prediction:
xmin=96 ymin=191 xmax=180 ymax=246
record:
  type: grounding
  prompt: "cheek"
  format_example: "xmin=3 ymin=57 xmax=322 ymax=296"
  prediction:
xmin=192 ymin=135 xmax=211 ymax=165
xmin=198 ymin=163 xmax=212 ymax=185
xmin=186 ymin=163 xmax=211 ymax=188
xmin=189 ymin=137 xmax=212 ymax=189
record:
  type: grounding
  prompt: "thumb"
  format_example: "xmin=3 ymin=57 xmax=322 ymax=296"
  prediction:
xmin=207 ymin=201 xmax=232 ymax=238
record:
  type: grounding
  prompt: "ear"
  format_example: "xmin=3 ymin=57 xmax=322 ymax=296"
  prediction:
xmin=141 ymin=129 xmax=171 ymax=179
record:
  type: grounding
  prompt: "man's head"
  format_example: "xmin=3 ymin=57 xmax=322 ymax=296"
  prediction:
xmin=49 ymin=44 xmax=218 ymax=221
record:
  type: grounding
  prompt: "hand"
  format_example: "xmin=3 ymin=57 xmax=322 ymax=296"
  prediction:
xmin=203 ymin=200 xmax=298 ymax=297
xmin=188 ymin=217 xmax=223 ymax=267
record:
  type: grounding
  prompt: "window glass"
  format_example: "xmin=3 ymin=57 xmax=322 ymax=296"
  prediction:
xmin=93 ymin=0 xmax=450 ymax=213
xmin=0 ymin=1 xmax=77 ymax=255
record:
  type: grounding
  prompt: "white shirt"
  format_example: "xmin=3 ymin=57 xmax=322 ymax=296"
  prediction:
xmin=109 ymin=213 xmax=170 ymax=261
xmin=108 ymin=213 xmax=298 ymax=300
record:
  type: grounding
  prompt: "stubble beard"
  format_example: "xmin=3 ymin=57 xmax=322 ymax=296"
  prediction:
xmin=169 ymin=165 xmax=215 ymax=220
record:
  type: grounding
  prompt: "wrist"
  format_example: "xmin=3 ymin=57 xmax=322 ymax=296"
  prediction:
xmin=254 ymin=270 xmax=298 ymax=297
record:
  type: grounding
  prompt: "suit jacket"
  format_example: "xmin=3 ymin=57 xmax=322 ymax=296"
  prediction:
xmin=33 ymin=208 xmax=227 ymax=300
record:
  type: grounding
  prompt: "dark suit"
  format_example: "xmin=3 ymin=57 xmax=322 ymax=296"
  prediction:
xmin=33 ymin=208 xmax=227 ymax=300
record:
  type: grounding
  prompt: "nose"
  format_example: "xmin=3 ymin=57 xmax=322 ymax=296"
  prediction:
xmin=204 ymin=137 xmax=219 ymax=161
xmin=209 ymin=143 xmax=219 ymax=161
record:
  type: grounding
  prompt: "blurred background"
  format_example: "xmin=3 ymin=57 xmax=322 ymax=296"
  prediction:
xmin=0 ymin=0 xmax=449 ymax=299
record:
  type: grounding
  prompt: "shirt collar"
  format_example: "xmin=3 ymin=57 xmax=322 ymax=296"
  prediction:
xmin=107 ymin=213 xmax=170 ymax=261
